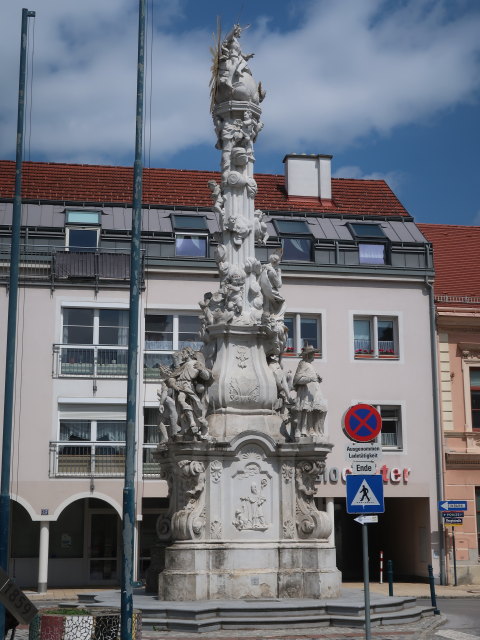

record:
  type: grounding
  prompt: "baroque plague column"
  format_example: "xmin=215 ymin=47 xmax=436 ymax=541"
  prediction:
xmin=155 ymin=25 xmax=341 ymax=600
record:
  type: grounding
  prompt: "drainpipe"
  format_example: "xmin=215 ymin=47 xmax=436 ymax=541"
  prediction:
xmin=426 ymin=276 xmax=446 ymax=585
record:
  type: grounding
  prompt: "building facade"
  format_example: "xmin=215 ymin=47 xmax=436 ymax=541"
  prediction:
xmin=419 ymin=224 xmax=480 ymax=584
xmin=0 ymin=156 xmax=442 ymax=590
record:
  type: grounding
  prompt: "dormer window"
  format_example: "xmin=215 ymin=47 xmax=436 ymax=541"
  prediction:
xmin=65 ymin=210 xmax=101 ymax=252
xmin=349 ymin=223 xmax=387 ymax=265
xmin=273 ymin=219 xmax=313 ymax=262
xmin=172 ymin=215 xmax=208 ymax=258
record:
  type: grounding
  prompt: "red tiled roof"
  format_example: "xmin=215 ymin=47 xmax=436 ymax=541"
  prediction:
xmin=418 ymin=224 xmax=480 ymax=302
xmin=0 ymin=160 xmax=409 ymax=218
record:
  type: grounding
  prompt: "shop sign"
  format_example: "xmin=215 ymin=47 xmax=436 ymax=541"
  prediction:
xmin=318 ymin=465 xmax=411 ymax=485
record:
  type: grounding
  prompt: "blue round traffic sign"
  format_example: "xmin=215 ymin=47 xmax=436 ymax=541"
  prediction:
xmin=343 ymin=403 xmax=382 ymax=442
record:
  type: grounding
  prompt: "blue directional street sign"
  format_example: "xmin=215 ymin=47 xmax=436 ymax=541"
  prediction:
xmin=346 ymin=474 xmax=385 ymax=514
xmin=438 ymin=500 xmax=468 ymax=512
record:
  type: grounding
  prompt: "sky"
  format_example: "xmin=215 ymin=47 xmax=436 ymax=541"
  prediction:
xmin=1 ymin=0 xmax=479 ymax=226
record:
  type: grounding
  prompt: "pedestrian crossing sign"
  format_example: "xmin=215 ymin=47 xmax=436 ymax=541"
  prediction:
xmin=346 ymin=474 xmax=385 ymax=514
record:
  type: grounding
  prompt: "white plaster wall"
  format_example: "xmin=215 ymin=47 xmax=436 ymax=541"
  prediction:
xmin=3 ymin=272 xmax=438 ymax=552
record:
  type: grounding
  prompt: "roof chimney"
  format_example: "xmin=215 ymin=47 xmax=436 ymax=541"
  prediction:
xmin=283 ymin=154 xmax=332 ymax=201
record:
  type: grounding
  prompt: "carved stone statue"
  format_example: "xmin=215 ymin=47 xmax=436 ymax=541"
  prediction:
xmin=211 ymin=24 xmax=266 ymax=107
xmin=156 ymin=378 xmax=180 ymax=443
xmin=254 ymin=209 xmax=269 ymax=245
xmin=165 ymin=348 xmax=213 ymax=440
xmin=259 ymin=252 xmax=286 ymax=319
xmin=292 ymin=346 xmax=327 ymax=439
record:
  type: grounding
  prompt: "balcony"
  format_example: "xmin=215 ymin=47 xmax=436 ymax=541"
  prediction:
xmin=49 ymin=442 xmax=161 ymax=478
xmin=0 ymin=246 xmax=139 ymax=288
xmin=53 ymin=345 xmax=128 ymax=378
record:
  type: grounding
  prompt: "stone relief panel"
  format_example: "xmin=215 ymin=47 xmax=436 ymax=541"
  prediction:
xmin=171 ymin=460 xmax=207 ymax=541
xmin=210 ymin=459 xmax=223 ymax=483
xmin=230 ymin=445 xmax=274 ymax=536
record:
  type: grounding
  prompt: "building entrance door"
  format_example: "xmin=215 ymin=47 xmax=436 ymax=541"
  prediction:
xmin=87 ymin=511 xmax=120 ymax=584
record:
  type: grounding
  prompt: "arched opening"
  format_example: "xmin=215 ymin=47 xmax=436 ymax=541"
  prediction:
xmin=49 ymin=497 xmax=121 ymax=587
xmin=9 ymin=501 xmax=39 ymax=588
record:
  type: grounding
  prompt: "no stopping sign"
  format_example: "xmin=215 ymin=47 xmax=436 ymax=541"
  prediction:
xmin=343 ymin=403 xmax=382 ymax=442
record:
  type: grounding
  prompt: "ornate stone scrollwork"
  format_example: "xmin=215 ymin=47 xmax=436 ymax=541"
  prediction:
xmin=281 ymin=463 xmax=294 ymax=483
xmin=295 ymin=460 xmax=332 ymax=540
xmin=210 ymin=459 xmax=223 ymax=483
xmin=171 ymin=460 xmax=207 ymax=540
xmin=283 ymin=519 xmax=295 ymax=539
xmin=211 ymin=520 xmax=222 ymax=539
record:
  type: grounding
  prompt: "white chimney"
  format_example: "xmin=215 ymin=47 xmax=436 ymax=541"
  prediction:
xmin=283 ymin=154 xmax=332 ymax=201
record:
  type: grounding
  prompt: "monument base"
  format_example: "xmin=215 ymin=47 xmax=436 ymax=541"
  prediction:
xmin=158 ymin=541 xmax=341 ymax=600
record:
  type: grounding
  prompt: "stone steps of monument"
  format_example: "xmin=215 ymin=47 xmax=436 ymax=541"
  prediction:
xmin=139 ymin=602 xmax=435 ymax=632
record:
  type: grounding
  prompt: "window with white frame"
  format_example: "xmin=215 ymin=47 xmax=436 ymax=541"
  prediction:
xmin=372 ymin=405 xmax=403 ymax=450
xmin=59 ymin=307 xmax=129 ymax=377
xmin=144 ymin=312 xmax=202 ymax=377
xmin=54 ymin=418 xmax=126 ymax=477
xmin=65 ymin=210 xmax=101 ymax=251
xmin=283 ymin=314 xmax=321 ymax=356
xmin=353 ymin=315 xmax=398 ymax=359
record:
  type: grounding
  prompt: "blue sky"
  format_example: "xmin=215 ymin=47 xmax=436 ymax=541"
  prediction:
xmin=1 ymin=0 xmax=479 ymax=225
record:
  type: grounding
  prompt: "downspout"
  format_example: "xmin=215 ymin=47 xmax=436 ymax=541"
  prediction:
xmin=426 ymin=276 xmax=446 ymax=585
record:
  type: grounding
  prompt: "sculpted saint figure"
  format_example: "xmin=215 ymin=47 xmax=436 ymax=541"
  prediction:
xmin=166 ymin=348 xmax=212 ymax=439
xmin=292 ymin=346 xmax=327 ymax=440
xmin=259 ymin=252 xmax=285 ymax=319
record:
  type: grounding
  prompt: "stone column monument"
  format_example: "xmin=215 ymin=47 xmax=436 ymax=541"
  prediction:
xmin=155 ymin=24 xmax=341 ymax=600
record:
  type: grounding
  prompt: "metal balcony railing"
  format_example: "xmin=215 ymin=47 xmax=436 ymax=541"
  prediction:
xmin=49 ymin=442 xmax=161 ymax=478
xmin=53 ymin=345 xmax=129 ymax=378
xmin=0 ymin=246 xmax=138 ymax=286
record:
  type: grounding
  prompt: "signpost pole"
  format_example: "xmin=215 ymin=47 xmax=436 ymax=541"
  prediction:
xmin=451 ymin=527 xmax=457 ymax=587
xmin=362 ymin=523 xmax=371 ymax=640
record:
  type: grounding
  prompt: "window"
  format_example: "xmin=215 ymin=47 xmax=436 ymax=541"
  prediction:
xmin=471 ymin=369 xmax=480 ymax=430
xmin=476 ymin=487 xmax=480 ymax=558
xmin=273 ymin=219 xmax=313 ymax=262
xmin=349 ymin=223 xmax=386 ymax=239
xmin=55 ymin=419 xmax=126 ymax=476
xmin=172 ymin=215 xmax=208 ymax=258
xmin=354 ymin=315 xmax=398 ymax=359
xmin=283 ymin=314 xmax=321 ymax=356
xmin=143 ymin=407 xmax=162 ymax=477
xmin=58 ymin=307 xmax=128 ymax=377
xmin=65 ymin=210 xmax=101 ymax=251
xmin=359 ymin=244 xmax=385 ymax=265
xmin=144 ymin=312 xmax=202 ymax=378
xmin=379 ymin=406 xmax=402 ymax=450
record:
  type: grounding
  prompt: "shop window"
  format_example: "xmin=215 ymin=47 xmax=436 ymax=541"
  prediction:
xmin=144 ymin=312 xmax=202 ymax=378
xmin=49 ymin=501 xmax=85 ymax=558
xmin=59 ymin=307 xmax=128 ymax=377
xmin=354 ymin=315 xmax=398 ymax=359
xmin=273 ymin=219 xmax=313 ymax=262
xmin=471 ymin=369 xmax=480 ymax=430
xmin=173 ymin=215 xmax=208 ymax=257
xmin=65 ymin=210 xmax=101 ymax=251
xmin=283 ymin=314 xmax=322 ymax=356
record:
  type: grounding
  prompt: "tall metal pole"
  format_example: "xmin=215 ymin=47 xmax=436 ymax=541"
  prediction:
xmin=121 ymin=1 xmax=145 ymax=639
xmin=0 ymin=9 xmax=35 ymax=639
xmin=362 ymin=524 xmax=371 ymax=640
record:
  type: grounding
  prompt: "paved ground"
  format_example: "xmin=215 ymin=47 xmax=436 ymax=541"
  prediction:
xmin=10 ymin=582 xmax=480 ymax=640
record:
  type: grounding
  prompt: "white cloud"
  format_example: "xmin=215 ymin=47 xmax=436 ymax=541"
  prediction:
xmin=0 ymin=0 xmax=479 ymax=164
xmin=473 ymin=210 xmax=480 ymax=225
xmin=333 ymin=165 xmax=406 ymax=192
